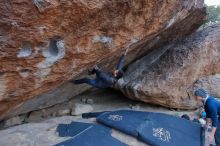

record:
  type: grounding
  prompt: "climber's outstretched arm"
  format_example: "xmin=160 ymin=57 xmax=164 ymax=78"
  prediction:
xmin=116 ymin=54 xmax=125 ymax=71
xmin=116 ymin=47 xmax=129 ymax=71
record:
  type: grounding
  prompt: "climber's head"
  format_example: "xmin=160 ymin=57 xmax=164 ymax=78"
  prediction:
xmin=194 ymin=88 xmax=209 ymax=102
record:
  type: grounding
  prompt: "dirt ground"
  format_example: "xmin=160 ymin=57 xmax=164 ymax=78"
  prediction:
xmin=0 ymin=88 xmax=208 ymax=146
xmin=1 ymin=88 xmax=201 ymax=129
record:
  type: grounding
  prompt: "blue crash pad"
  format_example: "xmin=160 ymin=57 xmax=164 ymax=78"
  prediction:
xmin=55 ymin=121 xmax=127 ymax=146
xmin=97 ymin=110 xmax=205 ymax=146
xmin=57 ymin=121 xmax=92 ymax=137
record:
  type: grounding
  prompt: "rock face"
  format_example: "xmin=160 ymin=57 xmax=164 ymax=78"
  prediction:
xmin=194 ymin=74 xmax=220 ymax=98
xmin=117 ymin=24 xmax=220 ymax=109
xmin=0 ymin=0 xmax=206 ymax=120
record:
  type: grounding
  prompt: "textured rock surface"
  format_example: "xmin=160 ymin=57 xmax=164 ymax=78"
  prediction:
xmin=71 ymin=103 xmax=94 ymax=115
xmin=0 ymin=0 xmax=206 ymax=120
xmin=117 ymin=24 xmax=220 ymax=109
xmin=194 ymin=74 xmax=220 ymax=97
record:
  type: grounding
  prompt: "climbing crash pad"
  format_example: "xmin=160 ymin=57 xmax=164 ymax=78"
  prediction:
xmin=97 ymin=110 xmax=205 ymax=146
xmin=55 ymin=121 xmax=127 ymax=146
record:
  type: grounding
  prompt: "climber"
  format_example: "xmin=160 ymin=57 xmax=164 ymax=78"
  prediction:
xmin=194 ymin=88 xmax=220 ymax=145
xmin=71 ymin=48 xmax=129 ymax=88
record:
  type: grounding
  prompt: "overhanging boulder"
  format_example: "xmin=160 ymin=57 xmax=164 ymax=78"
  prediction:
xmin=116 ymin=23 xmax=220 ymax=109
xmin=0 ymin=0 xmax=206 ymax=120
